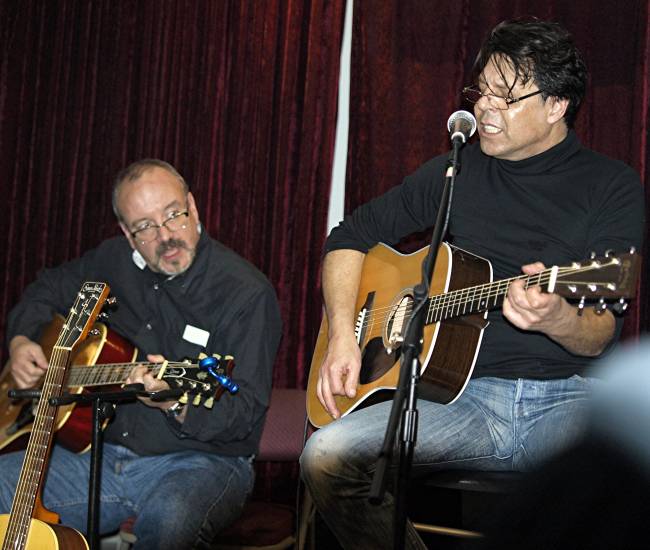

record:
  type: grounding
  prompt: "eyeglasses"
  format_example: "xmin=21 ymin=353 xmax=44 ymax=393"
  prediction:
xmin=462 ymin=86 xmax=545 ymax=110
xmin=131 ymin=211 xmax=190 ymax=243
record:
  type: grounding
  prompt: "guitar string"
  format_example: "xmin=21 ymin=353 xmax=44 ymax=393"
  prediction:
xmin=67 ymin=357 xmax=232 ymax=387
xmin=357 ymin=270 xmax=559 ymax=329
xmin=15 ymin=346 xmax=66 ymax=541
xmin=67 ymin=361 xmax=198 ymax=386
xmin=8 ymin=345 xmax=68 ymax=546
xmin=362 ymin=276 xmax=606 ymax=331
xmin=355 ymin=264 xmax=617 ymax=331
xmin=14 ymin=319 xmax=78 ymax=544
xmin=356 ymin=267 xmax=563 ymax=323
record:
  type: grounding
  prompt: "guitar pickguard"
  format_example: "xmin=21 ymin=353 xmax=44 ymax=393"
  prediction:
xmin=359 ymin=337 xmax=400 ymax=384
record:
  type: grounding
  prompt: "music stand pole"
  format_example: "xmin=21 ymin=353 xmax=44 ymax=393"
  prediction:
xmin=88 ymin=394 xmax=119 ymax=550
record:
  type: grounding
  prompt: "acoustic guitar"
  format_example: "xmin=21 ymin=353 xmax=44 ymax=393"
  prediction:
xmin=0 ymin=281 xmax=110 ymax=549
xmin=306 ymin=243 xmax=640 ymax=428
xmin=0 ymin=316 xmax=236 ymax=454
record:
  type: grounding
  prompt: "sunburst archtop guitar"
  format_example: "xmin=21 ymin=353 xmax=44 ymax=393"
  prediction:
xmin=306 ymin=243 xmax=640 ymax=428
xmin=0 ymin=316 xmax=237 ymax=455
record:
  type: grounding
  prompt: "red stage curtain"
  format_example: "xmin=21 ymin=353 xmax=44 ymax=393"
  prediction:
xmin=347 ymin=0 xmax=650 ymax=337
xmin=0 ymin=0 xmax=345 ymax=388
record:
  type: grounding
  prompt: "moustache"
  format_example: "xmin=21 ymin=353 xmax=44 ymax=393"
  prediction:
xmin=156 ymin=238 xmax=188 ymax=256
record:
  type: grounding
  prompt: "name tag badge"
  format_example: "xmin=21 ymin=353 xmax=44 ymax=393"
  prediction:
xmin=183 ymin=324 xmax=210 ymax=348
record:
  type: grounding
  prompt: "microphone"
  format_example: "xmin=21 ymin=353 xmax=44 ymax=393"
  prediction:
xmin=447 ymin=110 xmax=477 ymax=144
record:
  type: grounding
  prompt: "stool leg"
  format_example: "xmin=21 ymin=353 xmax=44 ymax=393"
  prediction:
xmin=297 ymin=488 xmax=316 ymax=550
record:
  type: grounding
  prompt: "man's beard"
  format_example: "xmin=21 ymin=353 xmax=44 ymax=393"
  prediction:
xmin=154 ymin=238 xmax=195 ymax=276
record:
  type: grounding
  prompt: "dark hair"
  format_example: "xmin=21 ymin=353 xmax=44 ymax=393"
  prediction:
xmin=112 ymin=159 xmax=188 ymax=221
xmin=473 ymin=18 xmax=587 ymax=127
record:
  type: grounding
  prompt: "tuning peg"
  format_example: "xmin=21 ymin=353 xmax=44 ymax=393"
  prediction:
xmin=594 ymin=298 xmax=607 ymax=315
xmin=89 ymin=328 xmax=102 ymax=336
xmin=612 ymin=298 xmax=628 ymax=314
xmin=192 ymin=394 xmax=202 ymax=406
xmin=200 ymin=356 xmax=220 ymax=371
xmin=203 ymin=396 xmax=214 ymax=409
xmin=102 ymin=296 xmax=118 ymax=312
xmin=577 ymin=296 xmax=586 ymax=316
xmin=179 ymin=392 xmax=189 ymax=405
xmin=216 ymin=375 xmax=239 ymax=394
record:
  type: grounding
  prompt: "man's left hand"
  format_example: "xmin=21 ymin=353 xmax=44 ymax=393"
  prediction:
xmin=502 ymin=262 xmax=573 ymax=335
xmin=126 ymin=354 xmax=180 ymax=414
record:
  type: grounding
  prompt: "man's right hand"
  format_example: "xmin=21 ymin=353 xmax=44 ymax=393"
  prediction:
xmin=316 ymin=331 xmax=362 ymax=420
xmin=7 ymin=335 xmax=48 ymax=389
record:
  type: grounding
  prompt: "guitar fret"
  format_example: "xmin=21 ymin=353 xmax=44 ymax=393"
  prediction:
xmin=460 ymin=288 xmax=468 ymax=315
xmin=450 ymin=291 xmax=460 ymax=316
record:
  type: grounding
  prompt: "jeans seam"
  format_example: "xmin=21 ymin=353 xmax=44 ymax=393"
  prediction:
xmin=467 ymin=387 xmax=511 ymax=461
xmin=414 ymin=454 xmax=513 ymax=469
xmin=47 ymin=494 xmax=123 ymax=509
xmin=190 ymin=458 xmax=252 ymax=549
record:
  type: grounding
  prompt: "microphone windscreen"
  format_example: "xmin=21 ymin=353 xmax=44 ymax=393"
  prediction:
xmin=447 ymin=110 xmax=477 ymax=139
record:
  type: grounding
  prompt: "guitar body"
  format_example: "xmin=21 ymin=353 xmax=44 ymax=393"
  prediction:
xmin=307 ymin=243 xmax=491 ymax=428
xmin=0 ymin=317 xmax=137 ymax=454
xmin=0 ymin=515 xmax=88 ymax=549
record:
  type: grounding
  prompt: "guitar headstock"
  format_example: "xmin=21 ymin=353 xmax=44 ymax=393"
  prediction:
xmin=58 ymin=282 xmax=111 ymax=349
xmin=551 ymin=249 xmax=641 ymax=313
xmin=162 ymin=354 xmax=237 ymax=409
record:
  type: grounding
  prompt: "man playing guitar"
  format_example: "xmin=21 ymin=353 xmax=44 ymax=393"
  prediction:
xmin=300 ymin=18 xmax=645 ymax=550
xmin=0 ymin=159 xmax=282 ymax=548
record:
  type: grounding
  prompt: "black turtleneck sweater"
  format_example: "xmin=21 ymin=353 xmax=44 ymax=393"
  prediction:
xmin=7 ymin=231 xmax=282 ymax=456
xmin=326 ymin=131 xmax=645 ymax=379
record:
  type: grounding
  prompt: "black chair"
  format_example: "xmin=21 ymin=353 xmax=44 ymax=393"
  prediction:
xmin=213 ymin=387 xmax=313 ymax=550
xmin=408 ymin=470 xmax=524 ymax=544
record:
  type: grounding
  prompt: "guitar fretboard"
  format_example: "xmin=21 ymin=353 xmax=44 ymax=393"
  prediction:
xmin=425 ymin=268 xmax=555 ymax=324
xmin=3 ymin=345 xmax=70 ymax=549
xmin=64 ymin=361 xmax=196 ymax=387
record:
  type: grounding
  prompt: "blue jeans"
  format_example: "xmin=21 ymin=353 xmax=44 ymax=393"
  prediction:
xmin=0 ymin=443 xmax=254 ymax=549
xmin=300 ymin=375 xmax=596 ymax=550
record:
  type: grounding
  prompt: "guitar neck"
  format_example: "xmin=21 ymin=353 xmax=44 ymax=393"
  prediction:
xmin=65 ymin=361 xmax=197 ymax=387
xmin=426 ymin=269 xmax=553 ymax=324
xmin=4 ymin=345 xmax=71 ymax=549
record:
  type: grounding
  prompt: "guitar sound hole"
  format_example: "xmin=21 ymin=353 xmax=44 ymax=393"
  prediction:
xmin=360 ymin=337 xmax=400 ymax=384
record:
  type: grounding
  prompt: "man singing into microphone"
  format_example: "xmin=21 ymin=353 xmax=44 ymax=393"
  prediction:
xmin=300 ymin=18 xmax=644 ymax=550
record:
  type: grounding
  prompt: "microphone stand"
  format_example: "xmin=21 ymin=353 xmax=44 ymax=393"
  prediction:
xmin=368 ymin=135 xmax=466 ymax=549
